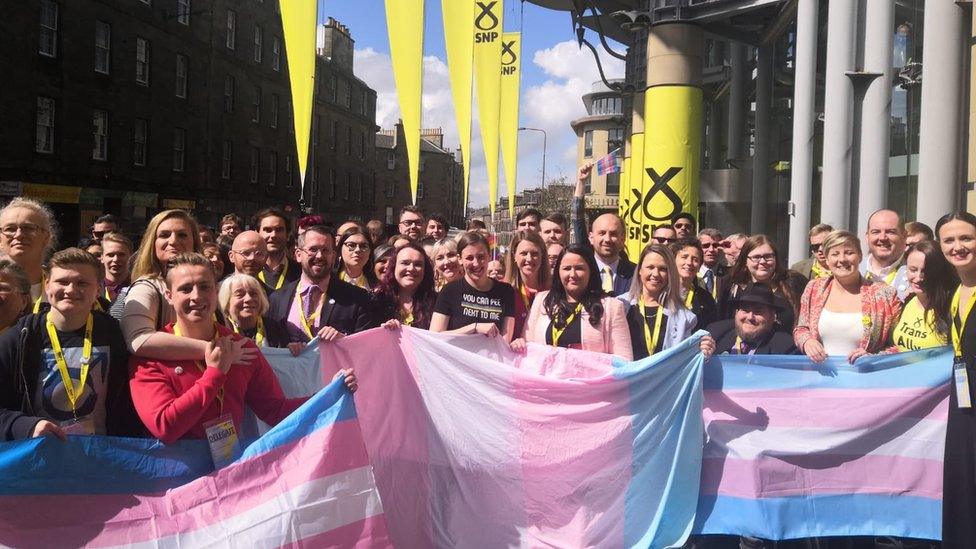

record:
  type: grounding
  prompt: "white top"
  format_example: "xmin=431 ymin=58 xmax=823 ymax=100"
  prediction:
xmin=818 ymin=309 xmax=863 ymax=356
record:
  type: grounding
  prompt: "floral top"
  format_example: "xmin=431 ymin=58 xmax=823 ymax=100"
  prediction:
xmin=794 ymin=276 xmax=902 ymax=355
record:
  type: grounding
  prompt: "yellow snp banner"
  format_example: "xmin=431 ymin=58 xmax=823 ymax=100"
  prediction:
xmin=473 ymin=0 xmax=504 ymax=213
xmin=385 ymin=0 xmax=426 ymax=204
xmin=442 ymin=0 xmax=475 ymax=210
xmin=279 ymin=0 xmax=318 ymax=191
xmin=499 ymin=32 xmax=521 ymax=217
xmin=626 ymin=86 xmax=702 ymax=257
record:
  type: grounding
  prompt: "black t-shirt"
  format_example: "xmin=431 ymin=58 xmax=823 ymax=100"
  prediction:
xmin=544 ymin=312 xmax=582 ymax=349
xmin=627 ymin=304 xmax=669 ymax=360
xmin=434 ymin=278 xmax=516 ymax=330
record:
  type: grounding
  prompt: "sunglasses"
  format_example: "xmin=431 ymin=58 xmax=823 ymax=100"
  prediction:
xmin=653 ymin=237 xmax=676 ymax=244
xmin=810 ymin=243 xmax=823 ymax=253
xmin=701 ymin=242 xmax=722 ymax=250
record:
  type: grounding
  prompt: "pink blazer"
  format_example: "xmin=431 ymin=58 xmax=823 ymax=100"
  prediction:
xmin=794 ymin=276 xmax=902 ymax=355
xmin=525 ymin=291 xmax=633 ymax=360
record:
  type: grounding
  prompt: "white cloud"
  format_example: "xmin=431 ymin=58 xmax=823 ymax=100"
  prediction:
xmin=353 ymin=39 xmax=624 ymax=209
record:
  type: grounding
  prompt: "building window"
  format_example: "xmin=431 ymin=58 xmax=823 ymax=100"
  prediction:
xmin=39 ymin=1 xmax=58 ymax=58
xmin=358 ymin=174 xmax=364 ymax=201
xmin=386 ymin=151 xmax=395 ymax=171
xmin=252 ymin=86 xmax=261 ymax=123
xmin=94 ymin=21 xmax=111 ymax=74
xmin=343 ymin=172 xmax=350 ymax=199
xmin=606 ymin=172 xmax=620 ymax=194
xmin=133 ymin=119 xmax=148 ymax=167
xmin=385 ymin=171 xmax=396 ymax=197
xmin=592 ymin=96 xmax=622 ymax=115
xmin=91 ymin=110 xmax=109 ymax=161
xmin=285 ymin=155 xmax=292 ymax=187
xmin=312 ymin=115 xmax=319 ymax=145
xmin=250 ymin=147 xmax=260 ymax=183
xmin=330 ymin=120 xmax=337 ymax=149
xmin=338 ymin=79 xmax=351 ymax=108
xmin=269 ymin=151 xmax=277 ymax=186
xmin=329 ymin=74 xmax=337 ymax=103
xmin=135 ymin=37 xmax=150 ymax=86
xmin=223 ymin=75 xmax=234 ymax=112
xmin=172 ymin=128 xmax=186 ymax=172
xmin=359 ymin=132 xmax=365 ymax=159
xmin=270 ymin=94 xmax=279 ymax=128
xmin=177 ymin=0 xmax=190 ymax=25
xmin=253 ymin=26 xmax=263 ymax=63
xmin=607 ymin=128 xmax=624 ymax=153
xmin=584 ymin=173 xmax=592 ymax=194
xmin=272 ymin=36 xmax=281 ymax=71
xmin=175 ymin=54 xmax=188 ymax=98
xmin=35 ymin=97 xmax=55 ymax=153
xmin=417 ymin=178 xmax=424 ymax=199
xmin=584 ymin=130 xmax=593 ymax=157
xmin=221 ymin=140 xmax=232 ymax=179
xmin=226 ymin=11 xmax=237 ymax=50
xmin=329 ymin=168 xmax=337 ymax=199
xmin=345 ymin=126 xmax=352 ymax=155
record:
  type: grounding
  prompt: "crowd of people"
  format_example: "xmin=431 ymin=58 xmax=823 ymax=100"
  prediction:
xmin=0 ymin=159 xmax=975 ymax=546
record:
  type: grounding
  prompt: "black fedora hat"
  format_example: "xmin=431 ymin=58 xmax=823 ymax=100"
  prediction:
xmin=732 ymin=283 xmax=784 ymax=311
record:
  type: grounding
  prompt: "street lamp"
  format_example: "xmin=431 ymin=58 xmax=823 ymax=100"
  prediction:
xmin=518 ymin=127 xmax=547 ymax=188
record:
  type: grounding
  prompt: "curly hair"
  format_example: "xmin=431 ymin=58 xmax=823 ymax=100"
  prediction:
xmin=372 ymin=243 xmax=437 ymax=329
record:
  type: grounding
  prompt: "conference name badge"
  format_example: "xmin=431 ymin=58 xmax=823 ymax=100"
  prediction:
xmin=60 ymin=416 xmax=96 ymax=436
xmin=204 ymin=414 xmax=241 ymax=469
xmin=953 ymin=358 xmax=972 ymax=409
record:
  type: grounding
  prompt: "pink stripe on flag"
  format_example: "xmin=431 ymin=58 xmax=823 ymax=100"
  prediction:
xmin=700 ymin=455 xmax=943 ymax=499
xmin=515 ymin=346 xmax=633 ymax=547
xmin=704 ymin=387 xmax=948 ymax=429
xmin=277 ymin=514 xmax=392 ymax=549
xmin=0 ymin=419 xmax=370 ymax=548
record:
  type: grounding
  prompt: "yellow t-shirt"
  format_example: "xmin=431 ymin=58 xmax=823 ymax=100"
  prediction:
xmin=893 ymin=297 xmax=948 ymax=352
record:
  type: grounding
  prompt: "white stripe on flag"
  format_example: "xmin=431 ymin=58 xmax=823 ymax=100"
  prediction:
xmin=108 ymin=466 xmax=383 ymax=549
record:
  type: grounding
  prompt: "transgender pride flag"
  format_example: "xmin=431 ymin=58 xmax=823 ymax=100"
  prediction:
xmin=0 ymin=380 xmax=390 ymax=548
xmin=694 ymin=348 xmax=951 ymax=541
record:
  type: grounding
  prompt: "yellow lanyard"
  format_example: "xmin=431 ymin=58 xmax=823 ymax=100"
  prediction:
xmin=866 ymin=266 xmax=898 ymax=285
xmin=296 ymin=284 xmax=324 ymax=339
xmin=550 ymin=303 xmax=582 ymax=348
xmin=641 ymin=296 xmax=666 ymax=355
xmin=811 ymin=261 xmax=830 ymax=279
xmin=340 ymin=270 xmax=369 ymax=289
xmin=399 ymin=306 xmax=414 ymax=327
xmin=231 ymin=316 xmax=265 ymax=347
xmin=32 ymin=274 xmax=47 ymax=314
xmin=519 ymin=284 xmax=531 ymax=312
xmin=258 ymin=258 xmax=289 ymax=290
xmin=951 ymin=286 xmax=976 ymax=357
xmin=173 ymin=322 xmax=224 ymax=414
xmin=684 ymin=286 xmax=695 ymax=309
xmin=46 ymin=313 xmax=94 ymax=416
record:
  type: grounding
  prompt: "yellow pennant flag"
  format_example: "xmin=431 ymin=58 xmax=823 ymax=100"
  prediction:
xmin=618 ymin=154 xmax=630 ymax=218
xmin=473 ymin=0 xmax=504 ymax=214
xmin=624 ymin=132 xmax=645 ymax=260
xmin=385 ymin=0 xmax=426 ymax=204
xmin=279 ymin=0 xmax=318 ymax=194
xmin=442 ymin=0 xmax=475 ymax=213
xmin=499 ymin=32 xmax=521 ymax=218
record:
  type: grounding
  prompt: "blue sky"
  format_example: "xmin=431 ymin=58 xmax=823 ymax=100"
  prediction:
xmin=320 ymin=0 xmax=625 ymax=208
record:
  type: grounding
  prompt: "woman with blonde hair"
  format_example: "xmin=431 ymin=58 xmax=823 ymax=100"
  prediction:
xmin=794 ymin=230 xmax=901 ymax=364
xmin=218 ymin=273 xmax=290 ymax=349
xmin=119 ymin=209 xmax=246 ymax=362
xmin=504 ymin=230 xmax=551 ymax=338
xmin=429 ymin=238 xmax=462 ymax=292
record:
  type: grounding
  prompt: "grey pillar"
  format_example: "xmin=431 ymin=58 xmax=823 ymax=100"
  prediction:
xmin=854 ymin=0 xmax=894 ymax=236
xmin=917 ymin=0 xmax=966 ymax=225
xmin=788 ymin=0 xmax=819 ymax=265
xmin=820 ymin=0 xmax=857 ymax=229
xmin=726 ymin=43 xmax=747 ymax=163
xmin=751 ymin=42 xmax=774 ymax=234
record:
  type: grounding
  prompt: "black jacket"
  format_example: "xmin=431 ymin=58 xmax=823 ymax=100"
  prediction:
xmin=268 ymin=276 xmax=376 ymax=342
xmin=706 ymin=318 xmax=800 ymax=355
xmin=0 ymin=311 xmax=144 ymax=441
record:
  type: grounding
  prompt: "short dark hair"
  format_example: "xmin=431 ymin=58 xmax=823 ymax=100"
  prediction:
xmin=467 ymin=219 xmax=487 ymax=230
xmin=94 ymin=213 xmax=121 ymax=226
xmin=220 ymin=213 xmax=244 ymax=228
xmin=252 ymin=208 xmax=291 ymax=235
xmin=516 ymin=208 xmax=542 ymax=224
xmin=543 ymin=212 xmax=567 ymax=228
xmin=399 ymin=205 xmax=424 ymax=221
xmin=427 ymin=213 xmax=448 ymax=227
xmin=672 ymin=212 xmax=696 ymax=229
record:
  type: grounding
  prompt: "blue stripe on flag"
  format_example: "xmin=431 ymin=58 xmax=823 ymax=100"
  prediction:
xmin=704 ymin=347 xmax=953 ymax=391
xmin=694 ymin=493 xmax=942 ymax=541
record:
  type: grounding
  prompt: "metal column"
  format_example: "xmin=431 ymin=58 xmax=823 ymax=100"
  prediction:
xmin=917 ymin=0 xmax=966 ymax=225
xmin=854 ymin=0 xmax=894 ymax=236
xmin=726 ymin=43 xmax=747 ymax=163
xmin=820 ymin=0 xmax=857 ymax=229
xmin=751 ymin=42 xmax=774 ymax=234
xmin=788 ymin=0 xmax=819 ymax=265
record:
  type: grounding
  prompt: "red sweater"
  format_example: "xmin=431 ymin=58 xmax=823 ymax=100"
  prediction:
xmin=129 ymin=323 xmax=306 ymax=444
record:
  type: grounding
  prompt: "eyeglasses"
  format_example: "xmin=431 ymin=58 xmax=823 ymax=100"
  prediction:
xmin=747 ymin=253 xmax=777 ymax=264
xmin=92 ymin=230 xmax=107 ymax=239
xmin=1 ymin=223 xmax=45 ymax=238
xmin=232 ymin=249 xmax=267 ymax=260
xmin=343 ymin=242 xmax=370 ymax=252
xmin=674 ymin=222 xmax=693 ymax=230
xmin=701 ymin=242 xmax=722 ymax=250
xmin=810 ymin=243 xmax=823 ymax=253
xmin=400 ymin=219 xmax=423 ymax=227
xmin=653 ymin=237 xmax=675 ymax=244
xmin=300 ymin=247 xmax=333 ymax=257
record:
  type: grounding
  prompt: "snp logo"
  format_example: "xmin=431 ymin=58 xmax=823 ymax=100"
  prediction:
xmin=500 ymin=40 xmax=517 ymax=75
xmin=474 ymin=1 xmax=499 ymax=43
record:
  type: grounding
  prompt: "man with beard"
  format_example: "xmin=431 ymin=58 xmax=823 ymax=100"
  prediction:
xmin=672 ymin=213 xmax=696 ymax=239
xmin=268 ymin=225 xmax=375 ymax=344
xmin=226 ymin=231 xmax=269 ymax=287
xmin=398 ymin=206 xmax=425 ymax=242
xmin=860 ymin=209 xmax=910 ymax=300
xmin=707 ymin=283 xmax=798 ymax=355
